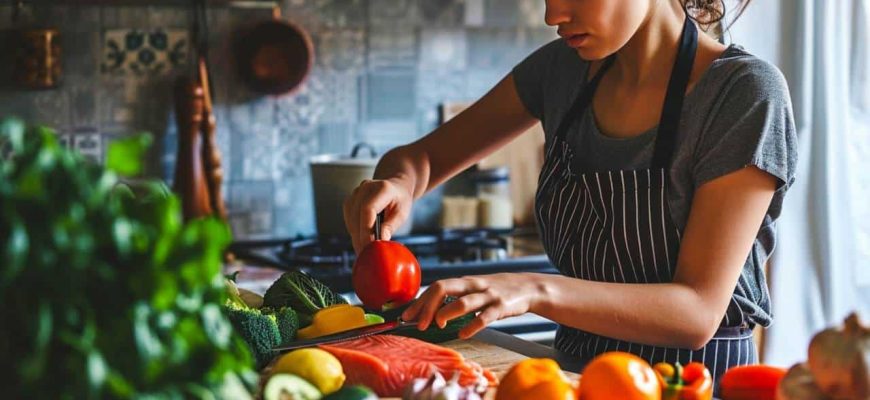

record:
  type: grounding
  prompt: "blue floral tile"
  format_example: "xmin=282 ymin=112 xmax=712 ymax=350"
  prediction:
xmin=358 ymin=120 xmax=418 ymax=150
xmin=364 ymin=69 xmax=416 ymax=120
xmin=420 ymin=0 xmax=464 ymax=27
xmin=419 ymin=29 xmax=467 ymax=71
xmin=274 ymin=72 xmax=327 ymax=130
xmin=466 ymin=28 xmax=531 ymax=69
xmin=146 ymin=7 xmax=191 ymax=27
xmin=57 ymin=133 xmax=72 ymax=150
xmin=101 ymin=29 xmax=188 ymax=77
xmin=227 ymin=180 xmax=274 ymax=213
xmin=463 ymin=68 xmax=506 ymax=99
xmin=518 ymin=0 xmax=548 ymax=27
xmin=318 ymin=71 xmax=359 ymax=124
xmin=318 ymin=122 xmax=357 ymax=155
xmin=464 ymin=0 xmax=485 ymax=27
xmin=98 ymin=78 xmax=136 ymax=131
xmin=273 ymin=176 xmax=316 ymax=236
xmin=367 ymin=27 xmax=419 ymax=70
xmin=229 ymin=210 xmax=275 ymax=239
xmin=272 ymin=124 xmax=319 ymax=179
xmin=33 ymin=91 xmax=70 ymax=130
xmin=368 ymin=0 xmax=420 ymax=27
xmin=283 ymin=0 xmax=364 ymax=32
xmin=484 ymin=0 xmax=520 ymax=27
xmin=73 ymin=131 xmax=102 ymax=164
xmin=67 ymin=84 xmax=98 ymax=130
xmin=416 ymin=70 xmax=468 ymax=133
xmin=64 ymin=31 xmax=100 ymax=79
xmin=317 ymin=29 xmax=365 ymax=74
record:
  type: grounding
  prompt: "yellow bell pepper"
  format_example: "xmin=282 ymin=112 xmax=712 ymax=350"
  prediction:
xmin=297 ymin=304 xmax=369 ymax=339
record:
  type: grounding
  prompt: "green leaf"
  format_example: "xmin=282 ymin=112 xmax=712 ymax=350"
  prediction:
xmin=3 ymin=221 xmax=29 ymax=283
xmin=0 ymin=117 xmax=26 ymax=153
xmin=87 ymin=351 xmax=108 ymax=391
xmin=106 ymin=134 xmax=152 ymax=176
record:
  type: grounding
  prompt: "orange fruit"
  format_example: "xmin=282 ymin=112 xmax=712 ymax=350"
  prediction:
xmin=496 ymin=358 xmax=575 ymax=400
xmin=578 ymin=352 xmax=661 ymax=400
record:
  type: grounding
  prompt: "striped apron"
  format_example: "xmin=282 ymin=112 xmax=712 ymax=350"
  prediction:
xmin=535 ymin=17 xmax=756 ymax=391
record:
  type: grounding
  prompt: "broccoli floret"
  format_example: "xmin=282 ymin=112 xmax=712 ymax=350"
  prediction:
xmin=262 ymin=307 xmax=299 ymax=345
xmin=225 ymin=303 xmax=281 ymax=369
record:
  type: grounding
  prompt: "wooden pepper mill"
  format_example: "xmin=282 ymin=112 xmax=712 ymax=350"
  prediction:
xmin=173 ymin=77 xmax=214 ymax=221
xmin=173 ymin=0 xmax=227 ymax=223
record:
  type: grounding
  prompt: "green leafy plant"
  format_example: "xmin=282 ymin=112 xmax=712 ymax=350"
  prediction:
xmin=0 ymin=117 xmax=256 ymax=399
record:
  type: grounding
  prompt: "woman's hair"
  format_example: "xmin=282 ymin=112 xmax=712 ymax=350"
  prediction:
xmin=681 ymin=0 xmax=752 ymax=37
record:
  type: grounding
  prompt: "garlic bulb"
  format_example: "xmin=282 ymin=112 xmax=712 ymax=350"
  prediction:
xmin=776 ymin=363 xmax=828 ymax=400
xmin=807 ymin=313 xmax=870 ymax=399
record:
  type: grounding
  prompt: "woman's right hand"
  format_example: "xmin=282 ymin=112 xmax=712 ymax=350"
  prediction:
xmin=343 ymin=178 xmax=414 ymax=254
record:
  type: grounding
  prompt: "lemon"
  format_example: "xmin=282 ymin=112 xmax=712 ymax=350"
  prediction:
xmin=272 ymin=348 xmax=345 ymax=395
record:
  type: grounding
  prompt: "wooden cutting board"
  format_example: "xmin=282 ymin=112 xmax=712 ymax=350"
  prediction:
xmin=383 ymin=338 xmax=579 ymax=400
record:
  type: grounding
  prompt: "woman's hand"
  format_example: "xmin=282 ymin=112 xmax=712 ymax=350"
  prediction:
xmin=343 ymin=178 xmax=413 ymax=254
xmin=401 ymin=273 xmax=546 ymax=339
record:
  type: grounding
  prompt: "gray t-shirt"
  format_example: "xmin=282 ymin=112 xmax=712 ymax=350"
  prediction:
xmin=512 ymin=40 xmax=798 ymax=327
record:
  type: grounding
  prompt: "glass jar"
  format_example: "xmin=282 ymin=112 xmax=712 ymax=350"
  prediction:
xmin=472 ymin=167 xmax=513 ymax=229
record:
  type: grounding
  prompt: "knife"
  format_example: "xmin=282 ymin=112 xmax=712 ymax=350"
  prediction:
xmin=272 ymin=318 xmax=418 ymax=353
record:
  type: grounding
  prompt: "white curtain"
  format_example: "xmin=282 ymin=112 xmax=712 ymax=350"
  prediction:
xmin=737 ymin=0 xmax=870 ymax=367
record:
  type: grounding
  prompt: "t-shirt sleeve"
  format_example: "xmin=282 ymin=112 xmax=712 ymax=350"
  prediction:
xmin=693 ymin=58 xmax=798 ymax=200
xmin=511 ymin=39 xmax=564 ymax=120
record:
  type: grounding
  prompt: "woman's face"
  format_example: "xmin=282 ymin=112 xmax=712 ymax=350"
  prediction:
xmin=545 ymin=0 xmax=655 ymax=60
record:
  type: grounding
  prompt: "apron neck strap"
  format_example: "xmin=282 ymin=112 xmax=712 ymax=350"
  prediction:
xmin=650 ymin=16 xmax=698 ymax=169
xmin=553 ymin=56 xmax=615 ymax=144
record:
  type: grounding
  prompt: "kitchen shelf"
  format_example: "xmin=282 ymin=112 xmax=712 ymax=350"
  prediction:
xmin=14 ymin=0 xmax=278 ymax=8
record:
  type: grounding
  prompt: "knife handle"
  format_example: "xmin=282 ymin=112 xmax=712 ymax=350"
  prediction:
xmin=374 ymin=211 xmax=384 ymax=241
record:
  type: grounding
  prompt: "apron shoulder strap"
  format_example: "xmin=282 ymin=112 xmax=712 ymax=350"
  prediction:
xmin=553 ymin=56 xmax=616 ymax=144
xmin=651 ymin=17 xmax=698 ymax=169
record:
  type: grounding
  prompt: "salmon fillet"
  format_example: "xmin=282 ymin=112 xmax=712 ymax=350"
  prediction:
xmin=319 ymin=335 xmax=497 ymax=397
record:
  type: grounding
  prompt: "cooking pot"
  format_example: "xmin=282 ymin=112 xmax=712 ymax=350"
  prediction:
xmin=310 ymin=143 xmax=412 ymax=237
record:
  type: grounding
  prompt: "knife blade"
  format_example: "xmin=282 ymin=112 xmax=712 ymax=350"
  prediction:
xmin=272 ymin=319 xmax=418 ymax=353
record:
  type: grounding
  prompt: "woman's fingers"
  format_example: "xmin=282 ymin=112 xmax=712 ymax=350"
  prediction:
xmin=408 ymin=281 xmax=449 ymax=330
xmin=434 ymin=292 xmax=494 ymax=329
xmin=403 ymin=277 xmax=489 ymax=330
xmin=459 ymin=304 xmax=502 ymax=339
xmin=348 ymin=180 xmax=409 ymax=253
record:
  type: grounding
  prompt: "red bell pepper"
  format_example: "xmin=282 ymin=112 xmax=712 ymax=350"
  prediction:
xmin=719 ymin=365 xmax=786 ymax=400
xmin=653 ymin=362 xmax=713 ymax=400
xmin=352 ymin=240 xmax=421 ymax=311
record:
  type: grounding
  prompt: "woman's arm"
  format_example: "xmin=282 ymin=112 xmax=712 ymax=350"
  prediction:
xmin=405 ymin=166 xmax=777 ymax=349
xmin=344 ymin=74 xmax=538 ymax=251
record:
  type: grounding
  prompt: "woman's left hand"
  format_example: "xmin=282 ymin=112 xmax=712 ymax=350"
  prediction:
xmin=401 ymin=273 xmax=546 ymax=339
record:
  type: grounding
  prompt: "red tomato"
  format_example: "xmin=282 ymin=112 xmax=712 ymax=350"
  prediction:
xmin=720 ymin=365 xmax=787 ymax=400
xmin=352 ymin=240 xmax=421 ymax=311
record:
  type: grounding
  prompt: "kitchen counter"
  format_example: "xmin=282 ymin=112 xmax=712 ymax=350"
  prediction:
xmin=469 ymin=329 xmax=585 ymax=375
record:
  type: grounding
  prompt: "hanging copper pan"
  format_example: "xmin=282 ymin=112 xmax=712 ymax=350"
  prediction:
xmin=235 ymin=7 xmax=313 ymax=96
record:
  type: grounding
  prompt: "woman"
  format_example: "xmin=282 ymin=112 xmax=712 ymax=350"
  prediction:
xmin=343 ymin=0 xmax=796 ymax=386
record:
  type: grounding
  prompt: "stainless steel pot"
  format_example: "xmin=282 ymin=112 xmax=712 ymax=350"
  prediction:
xmin=310 ymin=143 xmax=412 ymax=237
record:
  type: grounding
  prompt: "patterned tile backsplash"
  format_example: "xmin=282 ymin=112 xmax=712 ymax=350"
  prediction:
xmin=0 ymin=0 xmax=556 ymax=239
xmin=101 ymin=29 xmax=188 ymax=77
